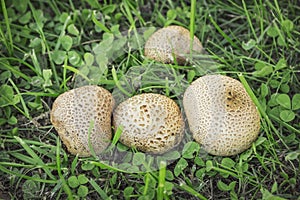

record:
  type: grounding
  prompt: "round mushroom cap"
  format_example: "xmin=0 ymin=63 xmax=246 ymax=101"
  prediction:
xmin=183 ymin=75 xmax=260 ymax=156
xmin=144 ymin=25 xmax=204 ymax=65
xmin=113 ymin=93 xmax=184 ymax=154
xmin=50 ymin=85 xmax=114 ymax=157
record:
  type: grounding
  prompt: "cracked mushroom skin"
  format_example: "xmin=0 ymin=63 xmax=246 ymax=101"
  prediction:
xmin=50 ymin=85 xmax=114 ymax=157
xmin=183 ymin=75 xmax=261 ymax=156
xmin=113 ymin=93 xmax=184 ymax=154
xmin=144 ymin=25 xmax=204 ymax=65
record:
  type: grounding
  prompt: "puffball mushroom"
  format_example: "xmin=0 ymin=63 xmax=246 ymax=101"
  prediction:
xmin=144 ymin=25 xmax=204 ymax=65
xmin=50 ymin=85 xmax=114 ymax=157
xmin=113 ymin=93 xmax=184 ymax=154
xmin=183 ymin=75 xmax=261 ymax=156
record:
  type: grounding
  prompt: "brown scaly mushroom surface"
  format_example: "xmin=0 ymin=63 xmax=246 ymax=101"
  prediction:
xmin=113 ymin=93 xmax=184 ymax=154
xmin=144 ymin=25 xmax=204 ymax=65
xmin=50 ymin=85 xmax=114 ymax=157
xmin=183 ymin=75 xmax=261 ymax=156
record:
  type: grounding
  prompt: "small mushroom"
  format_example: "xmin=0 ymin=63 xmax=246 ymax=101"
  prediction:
xmin=144 ymin=25 xmax=204 ymax=65
xmin=113 ymin=93 xmax=184 ymax=154
xmin=50 ymin=85 xmax=114 ymax=157
xmin=183 ymin=75 xmax=260 ymax=156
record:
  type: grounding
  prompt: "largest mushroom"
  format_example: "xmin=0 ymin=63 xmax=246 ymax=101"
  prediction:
xmin=183 ymin=75 xmax=261 ymax=156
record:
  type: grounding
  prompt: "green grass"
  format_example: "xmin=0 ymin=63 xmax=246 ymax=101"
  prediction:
xmin=0 ymin=0 xmax=300 ymax=199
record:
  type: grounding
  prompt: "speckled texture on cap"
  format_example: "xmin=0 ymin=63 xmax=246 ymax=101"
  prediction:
xmin=50 ymin=85 xmax=114 ymax=157
xmin=144 ymin=26 xmax=204 ymax=65
xmin=113 ymin=93 xmax=184 ymax=154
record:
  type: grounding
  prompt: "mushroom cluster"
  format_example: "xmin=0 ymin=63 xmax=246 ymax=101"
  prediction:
xmin=113 ymin=93 xmax=184 ymax=154
xmin=51 ymin=25 xmax=260 ymax=157
xmin=183 ymin=75 xmax=261 ymax=156
xmin=50 ymin=85 xmax=114 ymax=157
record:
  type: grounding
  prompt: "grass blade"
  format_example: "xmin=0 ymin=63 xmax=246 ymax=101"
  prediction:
xmin=91 ymin=161 xmax=130 ymax=173
xmin=112 ymin=126 xmax=123 ymax=145
xmin=157 ymin=161 xmax=167 ymax=200
xmin=142 ymin=173 xmax=151 ymax=196
xmin=56 ymin=137 xmax=74 ymax=200
xmin=14 ymin=136 xmax=55 ymax=180
xmin=0 ymin=165 xmax=57 ymax=184
xmin=242 ymin=0 xmax=258 ymax=41
xmin=63 ymin=65 xmax=91 ymax=82
xmin=112 ymin=66 xmax=132 ymax=97
xmin=209 ymin=15 xmax=238 ymax=49
xmin=189 ymin=0 xmax=196 ymax=52
xmin=9 ymin=152 xmax=37 ymax=164
xmin=92 ymin=11 xmax=111 ymax=33
xmin=0 ymin=61 xmax=31 ymax=81
xmin=121 ymin=0 xmax=143 ymax=54
xmin=238 ymin=73 xmax=289 ymax=150
xmin=177 ymin=182 xmax=207 ymax=200
xmin=28 ymin=1 xmax=59 ymax=86
xmin=9 ymin=78 xmax=30 ymax=119
xmin=0 ymin=57 xmax=40 ymax=76
xmin=0 ymin=0 xmax=13 ymax=55
xmin=89 ymin=179 xmax=110 ymax=200
xmin=87 ymin=120 xmax=98 ymax=159
xmin=0 ymin=162 xmax=35 ymax=168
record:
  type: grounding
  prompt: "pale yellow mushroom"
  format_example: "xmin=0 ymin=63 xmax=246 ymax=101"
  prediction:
xmin=183 ymin=75 xmax=261 ymax=156
xmin=113 ymin=93 xmax=184 ymax=154
xmin=144 ymin=25 xmax=204 ymax=65
xmin=50 ymin=85 xmax=114 ymax=157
